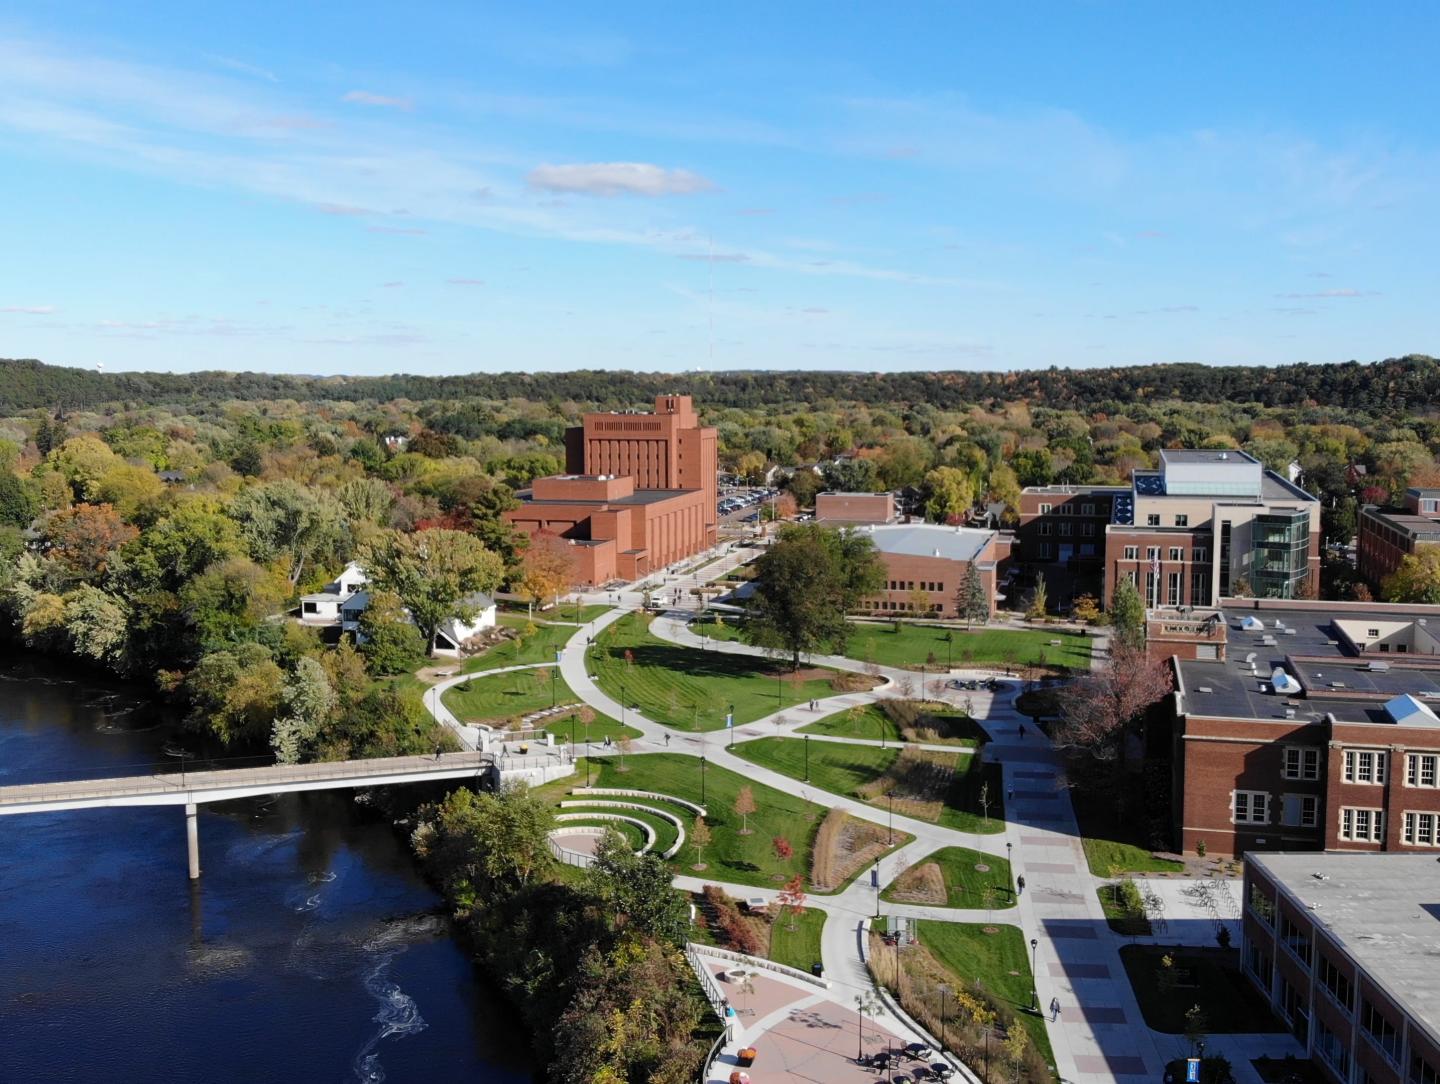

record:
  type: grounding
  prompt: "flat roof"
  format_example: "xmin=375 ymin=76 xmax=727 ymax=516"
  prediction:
xmin=818 ymin=491 xmax=891 ymax=498
xmin=1130 ymin=469 xmax=1311 ymax=502
xmin=1249 ymin=852 xmax=1440 ymax=1045
xmin=1159 ymin=448 xmax=1261 ymax=466
xmin=1361 ymin=506 xmax=1440 ymax=540
xmin=518 ymin=488 xmax=695 ymax=508
xmin=1021 ymin=485 xmax=1129 ymax=496
xmin=863 ymin=523 xmax=994 ymax=563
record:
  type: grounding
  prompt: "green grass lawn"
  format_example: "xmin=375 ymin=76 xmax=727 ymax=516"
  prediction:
xmin=797 ymin=701 xmax=987 ymax=747
xmin=548 ymin=604 xmax=614 ymax=624
xmin=1097 ymin=882 xmax=1152 ymax=935
xmin=441 ymin=669 xmax=640 ymax=743
xmin=768 ymin=906 xmax=826 ymax=973
xmin=1082 ymin=838 xmax=1184 ymax=876
xmin=882 ymin=846 xmax=1014 ymax=909
xmin=691 ymin=615 xmax=1091 ymax=671
xmin=590 ymin=613 xmax=848 ymax=731
xmin=460 ymin=617 xmax=576 ymax=673
xmin=1120 ymin=946 xmax=1284 ymax=1033
xmin=916 ymin=920 xmax=1054 ymax=1065
xmin=535 ymin=752 xmax=829 ymax=889
xmin=732 ymin=736 xmax=1004 ymax=834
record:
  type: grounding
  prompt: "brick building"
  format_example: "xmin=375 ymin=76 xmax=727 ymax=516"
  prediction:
xmin=815 ymin=491 xmax=896 ymax=525
xmin=1357 ymin=488 xmax=1440 ymax=589
xmin=1158 ymin=598 xmax=1440 ymax=857
xmin=506 ymin=395 xmax=718 ymax=586
xmin=1241 ymin=852 xmax=1440 ymax=1084
xmin=1021 ymin=450 xmax=1320 ymax=610
xmin=853 ymin=523 xmax=1010 ymax=618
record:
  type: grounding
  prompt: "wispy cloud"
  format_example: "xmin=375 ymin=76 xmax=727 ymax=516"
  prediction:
xmin=204 ymin=54 xmax=279 ymax=83
xmin=1 ymin=304 xmax=56 ymax=314
xmin=446 ymin=278 xmax=485 ymax=285
xmin=527 ymin=162 xmax=715 ymax=197
xmin=1274 ymin=288 xmax=1377 ymax=299
xmin=366 ymin=225 xmax=427 ymax=235
xmin=342 ymin=90 xmax=413 ymax=110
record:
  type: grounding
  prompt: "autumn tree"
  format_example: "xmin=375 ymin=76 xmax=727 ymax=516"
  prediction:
xmin=40 ymin=502 xmax=138 ymax=584
xmin=1109 ymin=575 xmax=1146 ymax=651
xmin=734 ymin=785 xmax=757 ymax=835
xmin=229 ymin=480 xmax=343 ymax=585
xmin=1056 ymin=643 xmax=1173 ymax=770
xmin=690 ymin=815 xmax=711 ymax=870
xmin=772 ymin=836 xmax=793 ymax=861
xmin=776 ymin=873 xmax=807 ymax=932
xmin=1383 ymin=548 xmax=1440 ymax=604
xmin=362 ymin=528 xmax=504 ymax=657
xmin=517 ymin=530 xmax=574 ymax=616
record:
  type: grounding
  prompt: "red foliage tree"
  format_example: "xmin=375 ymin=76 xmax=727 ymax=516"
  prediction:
xmin=1056 ymin=643 xmax=1173 ymax=766
xmin=772 ymin=836 xmax=793 ymax=861
xmin=41 ymin=502 xmax=138 ymax=582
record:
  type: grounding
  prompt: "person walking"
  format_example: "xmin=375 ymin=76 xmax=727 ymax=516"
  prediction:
xmin=1016 ymin=875 xmax=1026 ymax=897
xmin=1007 ymin=782 xmax=1015 ymax=801
xmin=1018 ymin=723 xmax=1026 ymax=740
xmin=664 ymin=732 xmax=671 ymax=747
xmin=434 ymin=743 xmax=443 ymax=761
xmin=1049 ymin=997 xmax=1061 ymax=1022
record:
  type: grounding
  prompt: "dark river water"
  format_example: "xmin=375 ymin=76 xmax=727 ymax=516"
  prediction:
xmin=0 ymin=657 xmax=533 ymax=1084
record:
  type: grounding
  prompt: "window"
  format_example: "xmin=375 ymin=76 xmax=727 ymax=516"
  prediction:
xmin=1284 ymin=747 xmax=1321 ymax=781
xmin=1248 ymin=883 xmax=1275 ymax=925
xmin=1246 ymin=942 xmax=1272 ymax=987
xmin=1318 ymin=954 xmax=1353 ymax=1013
xmin=1361 ymin=998 xmax=1401 ymax=1065
xmin=1124 ymin=545 xmax=1139 ymax=560
xmin=1147 ymin=513 xmax=1161 ymax=526
xmin=1169 ymin=547 xmax=1184 ymax=561
xmin=1315 ymin=1019 xmax=1349 ymax=1077
xmin=1282 ymin=794 xmax=1319 ymax=828
xmin=1081 ymin=522 xmax=1095 ymax=537
xmin=1343 ymin=750 xmax=1387 ymax=784
xmin=1406 ymin=753 xmax=1439 ymax=788
xmin=1040 ymin=521 xmax=1052 ymax=536
xmin=1194 ymin=547 xmax=1208 ymax=562
xmin=1039 ymin=543 xmax=1052 ymax=560
xmin=1081 ymin=503 xmax=1095 ymax=516
xmin=1038 ymin=503 xmax=1052 ymax=514
xmin=1340 ymin=807 xmax=1384 ymax=842
xmin=1368 ymin=627 xmax=1380 ymax=638
xmin=1167 ymin=571 xmax=1181 ymax=606
xmin=1059 ymin=504 xmax=1072 ymax=516
xmin=1233 ymin=790 xmax=1269 ymax=824
xmin=1413 ymin=1053 xmax=1440 ymax=1084
xmin=1080 ymin=543 xmax=1095 ymax=557
xmin=1175 ymin=514 xmax=1189 ymax=527
xmin=1147 ymin=546 xmax=1160 ymax=560
xmin=1279 ymin=912 xmax=1312 ymax=966
xmin=1403 ymin=811 xmax=1438 ymax=846
xmin=1058 ymin=522 xmax=1072 ymax=536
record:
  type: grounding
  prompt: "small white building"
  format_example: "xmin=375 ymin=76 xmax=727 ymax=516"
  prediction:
xmin=306 ymin=563 xmax=496 ymax=655
xmin=299 ymin=562 xmax=369 ymax=625
xmin=431 ymin=592 xmax=497 ymax=656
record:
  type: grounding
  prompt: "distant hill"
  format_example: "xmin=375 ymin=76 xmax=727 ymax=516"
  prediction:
xmin=1 ymin=355 xmax=1436 ymax=415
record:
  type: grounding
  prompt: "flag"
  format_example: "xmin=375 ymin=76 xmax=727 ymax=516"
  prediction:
xmin=725 ymin=712 xmax=733 ymax=729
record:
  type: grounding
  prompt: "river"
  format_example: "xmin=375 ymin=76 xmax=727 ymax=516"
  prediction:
xmin=0 ymin=657 xmax=534 ymax=1084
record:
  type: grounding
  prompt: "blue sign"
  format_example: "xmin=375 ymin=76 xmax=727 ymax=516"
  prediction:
xmin=725 ymin=712 xmax=733 ymax=728
xmin=1186 ymin=1057 xmax=1201 ymax=1083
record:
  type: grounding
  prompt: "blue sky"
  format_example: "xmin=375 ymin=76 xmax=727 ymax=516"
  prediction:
xmin=0 ymin=2 xmax=1435 ymax=375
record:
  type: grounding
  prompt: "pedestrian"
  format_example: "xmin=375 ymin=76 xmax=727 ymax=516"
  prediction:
xmin=1018 ymin=723 xmax=1026 ymax=740
xmin=434 ymin=743 xmax=442 ymax=761
xmin=1049 ymin=996 xmax=1060 ymax=1022
xmin=1016 ymin=875 xmax=1026 ymax=897
xmin=664 ymin=732 xmax=671 ymax=747
xmin=1007 ymin=783 xmax=1015 ymax=801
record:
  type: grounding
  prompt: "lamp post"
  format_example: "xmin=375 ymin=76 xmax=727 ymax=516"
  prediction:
xmin=804 ymin=733 xmax=810 ymax=782
xmin=938 ymin=982 xmax=950 ymax=1054
xmin=888 ymin=793 xmax=894 ymax=844
xmin=945 ymin=630 xmax=953 ymax=672
xmin=727 ymin=703 xmax=735 ymax=748
xmin=551 ymin=649 xmax=561 ymax=707
xmin=1029 ymin=938 xmax=1039 ymax=1011
xmin=700 ymin=755 xmax=707 ymax=805
xmin=873 ymin=859 xmax=881 ymax=918
xmin=921 ymin=663 xmax=927 ymax=700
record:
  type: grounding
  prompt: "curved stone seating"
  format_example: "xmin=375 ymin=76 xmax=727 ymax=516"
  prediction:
xmin=555 ymin=811 xmax=657 ymax=854
xmin=569 ymin=786 xmax=707 ymax=818
xmin=559 ymin=799 xmax=686 ymax=859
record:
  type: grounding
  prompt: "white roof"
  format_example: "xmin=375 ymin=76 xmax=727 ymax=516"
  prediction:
xmin=1384 ymin=693 xmax=1440 ymax=728
xmin=864 ymin=524 xmax=994 ymax=564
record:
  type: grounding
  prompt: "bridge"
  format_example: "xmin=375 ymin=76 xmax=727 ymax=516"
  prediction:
xmin=0 ymin=750 xmax=572 ymax=879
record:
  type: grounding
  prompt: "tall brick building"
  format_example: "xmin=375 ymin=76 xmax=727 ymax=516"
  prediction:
xmin=1021 ymin=450 xmax=1321 ymax=610
xmin=1357 ymin=487 xmax=1440 ymax=589
xmin=505 ymin=395 xmax=718 ymax=586
xmin=1155 ymin=598 xmax=1440 ymax=857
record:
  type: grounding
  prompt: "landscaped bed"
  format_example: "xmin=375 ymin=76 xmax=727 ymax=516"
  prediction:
xmin=459 ymin=614 xmax=576 ymax=673
xmin=809 ymin=808 xmax=913 ymax=893
xmin=1082 ymin=837 xmax=1183 ymax=876
xmin=1097 ymin=880 xmax=1152 ymax=935
xmin=590 ymin=612 xmax=873 ymax=731
xmin=1119 ymin=945 xmax=1284 ymax=1034
xmin=882 ymin=846 xmax=1014 ymax=910
xmin=734 ymin=736 xmax=1005 ymax=833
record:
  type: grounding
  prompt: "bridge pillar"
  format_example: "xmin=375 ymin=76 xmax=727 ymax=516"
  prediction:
xmin=185 ymin=803 xmax=200 ymax=880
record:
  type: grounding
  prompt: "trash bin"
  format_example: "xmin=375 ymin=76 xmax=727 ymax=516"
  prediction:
xmin=811 ymin=963 xmax=823 ymax=977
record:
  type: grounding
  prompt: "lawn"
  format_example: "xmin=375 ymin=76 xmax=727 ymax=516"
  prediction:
xmin=460 ymin=616 xmax=575 ymax=673
xmin=1082 ymin=837 xmax=1183 ymax=876
xmin=915 ymin=920 xmax=1054 ymax=1065
xmin=1119 ymin=946 xmax=1284 ymax=1033
xmin=882 ymin=846 xmax=1014 ymax=910
xmin=732 ymin=736 xmax=1005 ymax=834
xmin=768 ymin=906 xmax=826 ymax=973
xmin=559 ymin=819 xmax=648 ymax=853
xmin=590 ymin=613 xmax=852 ymax=731
xmin=551 ymin=604 xmax=614 ymax=625
xmin=1097 ymin=882 xmax=1152 ymax=936
xmin=441 ymin=669 xmax=641 ymax=742
xmin=535 ymin=752 xmax=830 ymax=889
xmin=691 ymin=615 xmax=1092 ymax=671
xmin=797 ymin=700 xmax=986 ymax=747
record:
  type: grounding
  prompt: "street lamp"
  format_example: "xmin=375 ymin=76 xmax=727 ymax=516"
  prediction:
xmin=727 ymin=703 xmax=736 ymax=748
xmin=873 ymin=859 xmax=882 ymax=918
xmin=938 ymin=982 xmax=950 ymax=1055
xmin=1029 ymin=938 xmax=1039 ymax=1010
xmin=804 ymin=733 xmax=809 ymax=782
xmin=551 ymin=649 xmax=561 ymax=707
xmin=888 ymin=793 xmax=894 ymax=844
xmin=700 ymin=755 xmax=707 ymax=805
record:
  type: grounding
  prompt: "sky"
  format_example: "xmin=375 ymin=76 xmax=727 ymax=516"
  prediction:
xmin=0 ymin=2 xmax=1436 ymax=376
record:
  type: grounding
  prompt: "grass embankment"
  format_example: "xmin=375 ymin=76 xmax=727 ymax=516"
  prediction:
xmin=441 ymin=669 xmax=640 ymax=742
xmin=1082 ymin=838 xmax=1183 ymax=876
xmin=768 ymin=907 xmax=826 ymax=973
xmin=1120 ymin=946 xmax=1284 ymax=1033
xmin=590 ymin=613 xmax=858 ymax=731
xmin=461 ymin=615 xmax=575 ymax=673
xmin=733 ymin=736 xmax=1005 ymax=834
xmin=798 ymin=700 xmax=987 ymax=747
xmin=882 ymin=847 xmax=1014 ymax=909
xmin=535 ymin=752 xmax=825 ymax=889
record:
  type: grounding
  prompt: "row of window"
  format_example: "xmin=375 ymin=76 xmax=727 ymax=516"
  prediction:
xmin=884 ymin=579 xmax=945 ymax=592
xmin=1285 ymin=748 xmax=1440 ymax=788
xmin=1144 ymin=512 xmax=1190 ymax=527
xmin=1035 ymin=502 xmax=1103 ymax=516
xmin=1038 ymin=521 xmax=1096 ymax=537
xmin=863 ymin=600 xmax=943 ymax=613
xmin=1121 ymin=544 xmax=1210 ymax=562
xmin=1237 ymin=793 xmax=1440 ymax=846
xmin=1035 ymin=542 xmax=1096 ymax=560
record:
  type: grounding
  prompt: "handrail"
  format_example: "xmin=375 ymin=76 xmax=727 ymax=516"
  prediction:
xmin=690 ymin=944 xmax=830 ymax=990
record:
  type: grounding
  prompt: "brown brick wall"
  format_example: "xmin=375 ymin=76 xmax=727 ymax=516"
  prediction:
xmin=862 ymin=549 xmax=996 ymax=619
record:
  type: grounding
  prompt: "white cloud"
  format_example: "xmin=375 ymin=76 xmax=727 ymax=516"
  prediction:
xmin=527 ymin=162 xmax=715 ymax=197
xmin=1274 ymin=288 xmax=1377 ymax=299
xmin=1 ymin=305 xmax=56 ymax=314
xmin=342 ymin=90 xmax=413 ymax=110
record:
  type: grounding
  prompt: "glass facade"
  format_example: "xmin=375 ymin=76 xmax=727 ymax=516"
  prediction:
xmin=1250 ymin=511 xmax=1311 ymax=598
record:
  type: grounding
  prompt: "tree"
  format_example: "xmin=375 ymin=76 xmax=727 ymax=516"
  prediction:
xmin=355 ymin=589 xmax=427 ymax=674
xmin=1383 ymin=548 xmax=1440 ymax=604
xmin=421 ymin=782 xmax=555 ymax=893
xmin=617 ymin=735 xmax=633 ymax=770
xmin=181 ymin=555 xmax=290 ymax=650
xmin=93 ymin=463 xmax=165 ymax=519
xmin=336 ymin=477 xmax=394 ymax=527
xmin=363 ymin=528 xmax=503 ymax=657
xmin=690 ymin=815 xmax=711 ymax=870
xmin=744 ymin=524 xmax=883 ymax=667
xmin=1072 ymin=593 xmax=1101 ymax=625
xmin=923 ymin=466 xmax=975 ymax=523
xmin=62 ymin=584 xmax=131 ymax=670
xmin=120 ymin=497 xmax=244 ymax=593
xmin=772 ymin=835 xmax=793 ymax=861
xmin=39 ymin=502 xmax=138 ymax=584
xmin=1025 ymin=577 xmax=1048 ymax=621
xmin=1056 ymin=643 xmax=1173 ymax=766
xmin=734 ymin=786 xmax=757 ymax=835
xmin=1109 ymin=575 xmax=1147 ymax=651
xmin=775 ymin=873 xmax=807 ymax=932
xmin=878 ymin=436 xmax=932 ymax=489
xmin=47 ymin=434 xmax=121 ymax=501
xmin=821 ymin=458 xmax=878 ymax=493
xmin=955 ymin=562 xmax=989 ymax=628
xmin=271 ymin=656 xmax=336 ymax=763
xmin=1184 ymin=1004 xmax=1211 ymax=1053
xmin=785 ymin=469 xmax=820 ymax=508
xmin=1002 ymin=1021 xmax=1030 ymax=1083
xmin=517 ymin=530 xmax=575 ymax=615
xmin=229 ymin=480 xmax=343 ymax=585
xmin=0 ymin=473 xmax=39 ymax=528
xmin=906 ymin=586 xmax=932 ymax=620
xmin=589 ymin=829 xmax=690 ymax=946
xmin=185 ymin=642 xmax=286 ymax=746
